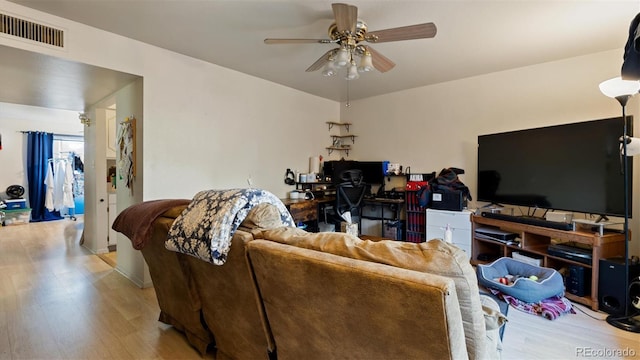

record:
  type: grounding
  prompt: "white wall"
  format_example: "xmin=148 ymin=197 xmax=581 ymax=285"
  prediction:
xmin=344 ymin=49 xmax=640 ymax=256
xmin=114 ymin=79 xmax=149 ymax=287
xmin=81 ymin=105 xmax=105 ymax=254
xmin=80 ymin=79 xmax=149 ymax=286
xmin=141 ymin=57 xmax=338 ymax=199
xmin=0 ymin=103 xmax=82 ymax=201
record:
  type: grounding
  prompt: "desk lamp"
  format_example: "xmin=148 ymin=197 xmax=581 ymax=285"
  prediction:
xmin=598 ymin=76 xmax=640 ymax=333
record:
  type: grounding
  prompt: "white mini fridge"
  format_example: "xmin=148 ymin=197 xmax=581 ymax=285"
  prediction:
xmin=425 ymin=208 xmax=473 ymax=259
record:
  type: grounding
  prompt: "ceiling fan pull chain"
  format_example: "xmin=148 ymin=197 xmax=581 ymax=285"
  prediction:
xmin=346 ymin=81 xmax=351 ymax=107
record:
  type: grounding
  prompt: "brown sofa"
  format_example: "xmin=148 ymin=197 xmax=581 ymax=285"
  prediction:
xmin=257 ymin=227 xmax=506 ymax=360
xmin=136 ymin=204 xmax=215 ymax=355
xmin=119 ymin=201 xmax=506 ymax=360
xmin=246 ymin=239 xmax=468 ymax=359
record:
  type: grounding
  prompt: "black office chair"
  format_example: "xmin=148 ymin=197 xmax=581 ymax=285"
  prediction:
xmin=329 ymin=170 xmax=367 ymax=233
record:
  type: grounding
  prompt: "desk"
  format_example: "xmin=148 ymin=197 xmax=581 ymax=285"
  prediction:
xmin=282 ymin=197 xmax=403 ymax=236
xmin=282 ymin=197 xmax=334 ymax=232
xmin=361 ymin=198 xmax=404 ymax=238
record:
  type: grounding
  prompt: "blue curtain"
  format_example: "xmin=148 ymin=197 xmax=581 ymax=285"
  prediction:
xmin=26 ymin=132 xmax=62 ymax=222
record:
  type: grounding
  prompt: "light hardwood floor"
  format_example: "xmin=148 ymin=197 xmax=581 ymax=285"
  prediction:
xmin=0 ymin=218 xmax=638 ymax=359
xmin=0 ymin=217 xmax=210 ymax=360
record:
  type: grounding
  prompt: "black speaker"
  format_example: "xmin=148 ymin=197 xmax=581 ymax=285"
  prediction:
xmin=598 ymin=257 xmax=640 ymax=315
xmin=567 ymin=265 xmax=590 ymax=297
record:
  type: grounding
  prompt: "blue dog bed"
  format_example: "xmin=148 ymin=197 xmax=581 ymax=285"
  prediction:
xmin=477 ymin=257 xmax=564 ymax=303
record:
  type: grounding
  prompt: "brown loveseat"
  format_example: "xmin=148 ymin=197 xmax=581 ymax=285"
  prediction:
xmin=114 ymin=201 xmax=506 ymax=360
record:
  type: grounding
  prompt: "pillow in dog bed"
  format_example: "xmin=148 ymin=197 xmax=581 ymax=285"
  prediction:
xmin=477 ymin=257 xmax=564 ymax=303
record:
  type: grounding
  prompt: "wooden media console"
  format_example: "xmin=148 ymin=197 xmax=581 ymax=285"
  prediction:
xmin=472 ymin=214 xmax=627 ymax=310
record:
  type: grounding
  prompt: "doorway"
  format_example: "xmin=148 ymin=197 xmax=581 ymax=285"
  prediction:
xmin=0 ymin=44 xmax=146 ymax=286
xmin=52 ymin=134 xmax=85 ymax=219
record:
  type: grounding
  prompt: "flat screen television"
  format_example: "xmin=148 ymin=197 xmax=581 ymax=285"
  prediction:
xmin=477 ymin=116 xmax=633 ymax=218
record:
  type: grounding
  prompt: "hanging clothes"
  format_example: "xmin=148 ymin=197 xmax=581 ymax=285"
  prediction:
xmin=63 ymin=160 xmax=75 ymax=209
xmin=53 ymin=159 xmax=66 ymax=211
xmin=117 ymin=118 xmax=136 ymax=191
xmin=44 ymin=161 xmax=55 ymax=211
xmin=73 ymin=154 xmax=84 ymax=172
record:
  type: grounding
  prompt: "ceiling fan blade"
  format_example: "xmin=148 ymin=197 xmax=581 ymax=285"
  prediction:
xmin=367 ymin=22 xmax=437 ymax=43
xmin=306 ymin=49 xmax=338 ymax=72
xmin=264 ymin=38 xmax=333 ymax=44
xmin=367 ymin=46 xmax=395 ymax=73
xmin=332 ymin=3 xmax=358 ymax=33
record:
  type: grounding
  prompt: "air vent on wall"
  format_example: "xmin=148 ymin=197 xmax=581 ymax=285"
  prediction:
xmin=0 ymin=12 xmax=64 ymax=47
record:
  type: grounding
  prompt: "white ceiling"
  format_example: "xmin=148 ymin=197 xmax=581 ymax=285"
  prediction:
xmin=0 ymin=45 xmax=139 ymax=111
xmin=5 ymin=0 xmax=640 ymax=109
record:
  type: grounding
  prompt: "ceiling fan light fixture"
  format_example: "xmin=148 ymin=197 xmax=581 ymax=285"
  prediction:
xmin=336 ymin=47 xmax=350 ymax=68
xmin=265 ymin=3 xmax=437 ymax=85
xmin=358 ymin=50 xmax=374 ymax=73
xmin=346 ymin=61 xmax=359 ymax=80
xmin=322 ymin=60 xmax=337 ymax=77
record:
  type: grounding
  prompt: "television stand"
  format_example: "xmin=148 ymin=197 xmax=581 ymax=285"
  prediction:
xmin=480 ymin=212 xmax=573 ymax=231
xmin=472 ymin=214 xmax=626 ymax=310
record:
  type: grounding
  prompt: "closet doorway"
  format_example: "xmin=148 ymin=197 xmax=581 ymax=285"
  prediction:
xmin=52 ymin=135 xmax=85 ymax=219
xmin=92 ymin=104 xmax=118 ymax=268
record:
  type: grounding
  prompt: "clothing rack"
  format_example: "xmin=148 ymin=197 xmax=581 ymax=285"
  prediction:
xmin=47 ymin=152 xmax=80 ymax=221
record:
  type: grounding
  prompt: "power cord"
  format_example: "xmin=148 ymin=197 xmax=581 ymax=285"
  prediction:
xmin=569 ymin=300 xmax=607 ymax=321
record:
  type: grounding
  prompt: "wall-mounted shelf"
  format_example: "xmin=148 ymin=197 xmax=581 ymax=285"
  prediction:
xmin=326 ymin=146 xmax=351 ymax=156
xmin=326 ymin=121 xmax=352 ymax=132
xmin=330 ymin=135 xmax=357 ymax=144
xmin=326 ymin=122 xmax=355 ymax=157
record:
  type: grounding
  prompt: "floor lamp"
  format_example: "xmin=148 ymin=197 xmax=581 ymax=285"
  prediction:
xmin=599 ymin=76 xmax=640 ymax=333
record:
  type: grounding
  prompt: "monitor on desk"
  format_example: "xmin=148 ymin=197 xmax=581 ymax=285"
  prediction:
xmin=324 ymin=160 xmax=356 ymax=184
xmin=358 ymin=161 xmax=385 ymax=185
xmin=324 ymin=160 xmax=385 ymax=185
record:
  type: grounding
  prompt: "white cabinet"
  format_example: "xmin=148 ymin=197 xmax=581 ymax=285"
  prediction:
xmin=426 ymin=209 xmax=472 ymax=259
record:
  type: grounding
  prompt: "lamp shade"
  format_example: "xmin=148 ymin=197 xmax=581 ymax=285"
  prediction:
xmin=346 ymin=62 xmax=359 ymax=80
xmin=322 ymin=60 xmax=336 ymax=77
xmin=599 ymin=77 xmax=640 ymax=98
xmin=623 ymin=136 xmax=640 ymax=156
xmin=358 ymin=51 xmax=374 ymax=73
xmin=335 ymin=47 xmax=350 ymax=68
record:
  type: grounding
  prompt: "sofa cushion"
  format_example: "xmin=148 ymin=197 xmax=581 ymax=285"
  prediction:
xmin=259 ymin=228 xmax=490 ymax=360
xmin=239 ymin=203 xmax=284 ymax=230
xmin=479 ymin=294 xmax=507 ymax=357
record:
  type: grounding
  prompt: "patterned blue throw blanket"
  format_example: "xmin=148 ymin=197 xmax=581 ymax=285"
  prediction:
xmin=166 ymin=188 xmax=295 ymax=265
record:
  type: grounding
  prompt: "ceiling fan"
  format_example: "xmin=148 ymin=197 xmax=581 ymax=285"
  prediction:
xmin=264 ymin=3 xmax=437 ymax=80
